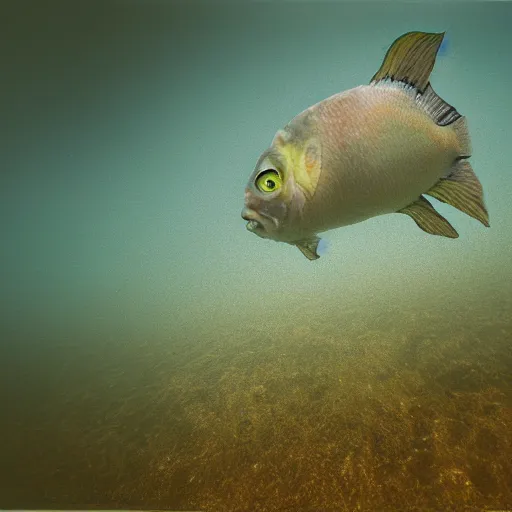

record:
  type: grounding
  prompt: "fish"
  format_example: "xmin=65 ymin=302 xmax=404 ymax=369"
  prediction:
xmin=241 ymin=31 xmax=489 ymax=260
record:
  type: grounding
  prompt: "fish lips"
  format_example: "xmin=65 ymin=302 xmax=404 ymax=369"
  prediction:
xmin=241 ymin=207 xmax=276 ymax=235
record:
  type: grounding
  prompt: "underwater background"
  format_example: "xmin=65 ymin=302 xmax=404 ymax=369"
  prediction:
xmin=1 ymin=1 xmax=511 ymax=510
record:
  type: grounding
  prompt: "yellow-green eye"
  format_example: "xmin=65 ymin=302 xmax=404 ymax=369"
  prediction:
xmin=255 ymin=169 xmax=282 ymax=193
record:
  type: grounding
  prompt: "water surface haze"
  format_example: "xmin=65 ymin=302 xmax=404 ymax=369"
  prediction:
xmin=1 ymin=1 xmax=511 ymax=510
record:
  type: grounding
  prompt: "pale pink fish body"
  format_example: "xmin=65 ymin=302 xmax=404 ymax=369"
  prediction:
xmin=288 ymin=83 xmax=460 ymax=233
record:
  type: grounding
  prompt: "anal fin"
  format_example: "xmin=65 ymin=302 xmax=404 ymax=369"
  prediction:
xmin=398 ymin=195 xmax=459 ymax=238
xmin=426 ymin=160 xmax=489 ymax=227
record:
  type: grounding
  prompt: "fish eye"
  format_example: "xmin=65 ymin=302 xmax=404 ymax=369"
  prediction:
xmin=255 ymin=169 xmax=282 ymax=193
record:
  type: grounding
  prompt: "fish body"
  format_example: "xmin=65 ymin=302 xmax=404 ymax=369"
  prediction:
xmin=242 ymin=32 xmax=489 ymax=260
xmin=283 ymin=83 xmax=460 ymax=233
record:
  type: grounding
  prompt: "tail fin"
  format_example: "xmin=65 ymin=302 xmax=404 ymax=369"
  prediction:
xmin=424 ymin=106 xmax=488 ymax=227
xmin=427 ymin=160 xmax=489 ymax=227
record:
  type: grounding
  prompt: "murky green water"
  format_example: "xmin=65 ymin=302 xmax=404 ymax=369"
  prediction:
xmin=1 ymin=1 xmax=511 ymax=511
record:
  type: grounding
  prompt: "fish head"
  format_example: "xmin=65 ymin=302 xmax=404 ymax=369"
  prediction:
xmin=242 ymin=149 xmax=290 ymax=241
xmin=242 ymin=128 xmax=322 ymax=242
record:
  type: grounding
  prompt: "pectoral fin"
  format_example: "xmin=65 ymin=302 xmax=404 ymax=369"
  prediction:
xmin=371 ymin=31 xmax=445 ymax=93
xmin=295 ymin=236 xmax=321 ymax=260
xmin=426 ymin=159 xmax=489 ymax=227
xmin=398 ymin=196 xmax=459 ymax=238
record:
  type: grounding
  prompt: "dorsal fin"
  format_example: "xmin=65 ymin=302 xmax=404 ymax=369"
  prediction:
xmin=417 ymin=84 xmax=461 ymax=126
xmin=371 ymin=32 xmax=445 ymax=93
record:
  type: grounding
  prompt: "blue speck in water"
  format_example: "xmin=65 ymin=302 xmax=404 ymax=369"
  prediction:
xmin=317 ymin=238 xmax=329 ymax=256
xmin=439 ymin=34 xmax=450 ymax=57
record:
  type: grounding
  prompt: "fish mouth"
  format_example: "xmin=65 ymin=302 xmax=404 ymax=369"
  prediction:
xmin=246 ymin=219 xmax=263 ymax=231
xmin=241 ymin=207 xmax=267 ymax=232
